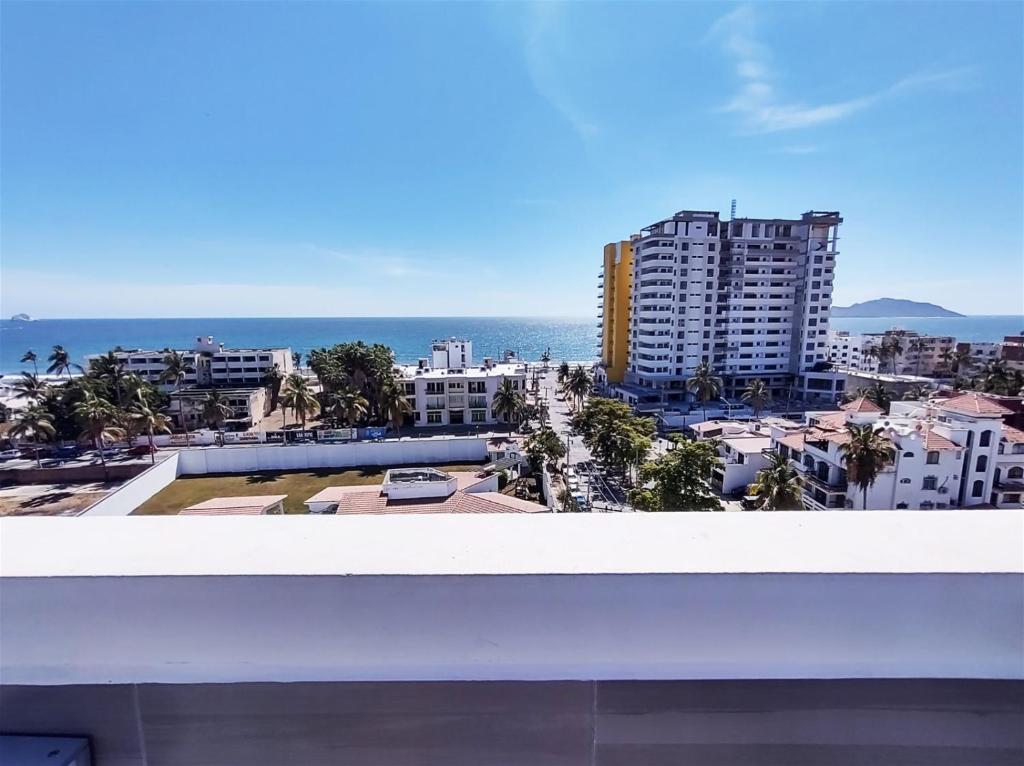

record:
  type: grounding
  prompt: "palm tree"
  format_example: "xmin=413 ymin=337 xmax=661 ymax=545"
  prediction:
xmin=907 ymin=338 xmax=925 ymax=377
xmin=262 ymin=364 xmax=285 ymax=411
xmin=902 ymin=384 xmax=932 ymax=401
xmin=160 ymin=350 xmax=195 ymax=446
xmin=687 ymin=361 xmax=723 ymax=423
xmin=839 ymin=423 xmax=893 ymax=510
xmin=327 ymin=387 xmax=369 ymax=427
xmin=280 ymin=373 xmax=320 ymax=432
xmin=74 ymin=392 xmax=126 ymax=480
xmin=378 ymin=381 xmax=412 ymax=436
xmin=977 ymin=359 xmax=1012 ymax=395
xmin=747 ymin=452 xmax=803 ymax=510
xmin=9 ymin=405 xmax=56 ymax=468
xmin=89 ymin=350 xmax=128 ymax=405
xmin=861 ymin=381 xmax=893 ymax=412
xmin=557 ymin=361 xmax=571 ymax=389
xmin=20 ymin=350 xmax=38 ymax=375
xmin=130 ymin=402 xmax=171 ymax=465
xmin=201 ymin=390 xmax=234 ymax=431
xmin=565 ymin=365 xmax=593 ymax=410
xmin=46 ymin=345 xmax=82 ymax=379
xmin=881 ymin=337 xmax=904 ymax=374
xmin=12 ymin=372 xmax=50 ymax=403
xmin=741 ymin=378 xmax=771 ymax=418
xmin=492 ymin=378 xmax=525 ymax=425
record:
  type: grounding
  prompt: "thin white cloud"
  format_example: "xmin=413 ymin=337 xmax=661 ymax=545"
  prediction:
xmin=521 ymin=3 xmax=598 ymax=140
xmin=779 ymin=145 xmax=821 ymax=155
xmin=708 ymin=4 xmax=975 ymax=133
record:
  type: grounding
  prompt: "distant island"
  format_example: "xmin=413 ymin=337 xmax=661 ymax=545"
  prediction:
xmin=831 ymin=298 xmax=964 ymax=318
xmin=9 ymin=313 xmax=33 ymax=322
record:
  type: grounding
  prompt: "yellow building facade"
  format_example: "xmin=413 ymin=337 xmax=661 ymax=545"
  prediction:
xmin=599 ymin=240 xmax=633 ymax=384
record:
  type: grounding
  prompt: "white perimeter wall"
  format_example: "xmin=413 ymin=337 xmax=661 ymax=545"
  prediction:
xmin=82 ymin=452 xmax=180 ymax=517
xmin=176 ymin=438 xmax=489 ymax=475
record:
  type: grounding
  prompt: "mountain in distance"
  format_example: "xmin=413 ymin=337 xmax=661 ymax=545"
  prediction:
xmin=831 ymin=298 xmax=964 ymax=318
xmin=9 ymin=313 xmax=33 ymax=322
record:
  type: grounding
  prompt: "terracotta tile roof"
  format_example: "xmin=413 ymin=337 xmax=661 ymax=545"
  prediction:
xmin=1002 ymin=425 xmax=1024 ymax=444
xmin=181 ymin=495 xmax=286 ymax=515
xmin=922 ymin=428 xmax=959 ymax=451
xmin=841 ymin=397 xmax=884 ymax=414
xmin=813 ymin=412 xmax=848 ymax=430
xmin=330 ymin=488 xmax=545 ymax=515
xmin=938 ymin=392 xmax=1013 ymax=417
xmin=776 ymin=432 xmax=806 ymax=451
xmin=805 ymin=427 xmax=852 ymax=446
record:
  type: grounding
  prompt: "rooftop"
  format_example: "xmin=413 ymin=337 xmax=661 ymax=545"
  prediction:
xmin=841 ymin=396 xmax=884 ymax=414
xmin=396 ymin=362 xmax=526 ymax=379
xmin=180 ymin=495 xmax=287 ymax=516
xmin=938 ymin=392 xmax=1014 ymax=417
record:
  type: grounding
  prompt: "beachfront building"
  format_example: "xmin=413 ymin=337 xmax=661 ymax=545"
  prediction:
xmin=614 ymin=209 xmax=843 ymax=410
xmin=769 ymin=392 xmax=1022 ymax=510
xmin=956 ymin=341 xmax=1002 ymax=370
xmin=596 ymin=240 xmax=634 ymax=386
xmin=999 ymin=334 xmax=1024 ymax=371
xmin=86 ymin=336 xmax=293 ymax=390
xmin=167 ymin=387 xmax=271 ymax=431
xmin=826 ymin=330 xmax=877 ymax=372
xmin=861 ymin=329 xmax=956 ymax=377
xmin=396 ymin=339 xmax=528 ymax=427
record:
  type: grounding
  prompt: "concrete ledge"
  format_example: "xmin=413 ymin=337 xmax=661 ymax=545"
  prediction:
xmin=2 ymin=511 xmax=1022 ymax=577
xmin=1 ymin=513 xmax=1021 ymax=685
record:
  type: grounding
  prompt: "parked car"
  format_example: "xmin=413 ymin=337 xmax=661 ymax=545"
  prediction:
xmin=129 ymin=444 xmax=157 ymax=456
xmin=567 ymin=477 xmax=580 ymax=492
xmin=571 ymin=491 xmax=589 ymax=511
xmin=53 ymin=445 xmax=82 ymax=459
xmin=19 ymin=445 xmax=53 ymax=459
xmin=0 ymin=448 xmax=22 ymax=461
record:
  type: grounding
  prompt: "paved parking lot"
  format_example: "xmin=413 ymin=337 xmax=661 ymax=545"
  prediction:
xmin=0 ymin=481 xmax=122 ymax=516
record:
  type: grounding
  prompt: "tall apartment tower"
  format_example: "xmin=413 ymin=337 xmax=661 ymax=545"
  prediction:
xmin=597 ymin=241 xmax=634 ymax=384
xmin=624 ymin=209 xmax=842 ymax=404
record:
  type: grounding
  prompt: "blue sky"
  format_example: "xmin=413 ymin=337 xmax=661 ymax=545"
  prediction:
xmin=2 ymin=1 xmax=1021 ymax=317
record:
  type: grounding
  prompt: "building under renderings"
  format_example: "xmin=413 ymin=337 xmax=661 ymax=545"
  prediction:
xmin=601 ymin=208 xmax=843 ymax=413
xmin=596 ymin=241 xmax=633 ymax=386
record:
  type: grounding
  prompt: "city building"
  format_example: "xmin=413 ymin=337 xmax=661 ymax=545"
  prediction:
xmin=396 ymin=339 xmax=528 ymax=427
xmin=861 ymin=329 xmax=955 ymax=377
xmin=826 ymin=330 xmax=875 ymax=371
xmin=87 ymin=336 xmax=294 ymax=390
xmin=828 ymin=329 xmax=956 ymax=377
xmin=304 ymin=468 xmax=545 ymax=514
xmin=613 ymin=208 xmax=843 ymax=410
xmin=596 ymin=240 xmax=634 ymax=385
xmin=769 ymin=392 xmax=1022 ymax=510
xmin=999 ymin=334 xmax=1024 ymax=371
xmin=691 ymin=417 xmax=803 ymax=495
xmin=167 ymin=387 xmax=270 ymax=431
xmin=956 ymin=341 xmax=1002 ymax=369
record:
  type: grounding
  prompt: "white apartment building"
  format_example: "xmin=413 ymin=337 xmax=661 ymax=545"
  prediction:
xmin=622 ymin=209 xmax=842 ymax=408
xmin=769 ymin=392 xmax=1022 ymax=510
xmin=956 ymin=341 xmax=1002 ymax=370
xmin=87 ymin=336 xmax=293 ymax=390
xmin=167 ymin=387 xmax=271 ymax=431
xmin=826 ymin=330 xmax=876 ymax=372
xmin=691 ymin=417 xmax=803 ymax=495
xmin=396 ymin=340 xmax=528 ymax=427
xmin=861 ymin=329 xmax=955 ymax=377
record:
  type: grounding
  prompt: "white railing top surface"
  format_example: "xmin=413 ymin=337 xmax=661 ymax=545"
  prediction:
xmin=2 ymin=511 xmax=1022 ymax=579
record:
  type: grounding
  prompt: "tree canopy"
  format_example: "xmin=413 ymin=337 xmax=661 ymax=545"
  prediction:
xmin=627 ymin=438 xmax=722 ymax=512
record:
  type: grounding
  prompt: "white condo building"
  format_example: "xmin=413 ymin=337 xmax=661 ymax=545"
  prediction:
xmin=396 ymin=339 xmax=527 ymax=427
xmin=770 ymin=392 xmax=1024 ymax=510
xmin=621 ymin=209 xmax=843 ymax=408
xmin=87 ymin=336 xmax=294 ymax=390
xmin=827 ymin=329 xmax=956 ymax=377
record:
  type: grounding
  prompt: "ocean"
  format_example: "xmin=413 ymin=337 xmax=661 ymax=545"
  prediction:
xmin=1 ymin=315 xmax=1021 ymax=373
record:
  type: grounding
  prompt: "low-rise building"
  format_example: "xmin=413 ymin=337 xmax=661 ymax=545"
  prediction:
xmin=691 ymin=418 xmax=802 ymax=495
xmin=167 ymin=387 xmax=270 ymax=431
xmin=180 ymin=495 xmax=287 ymax=515
xmin=396 ymin=340 xmax=528 ymax=427
xmin=826 ymin=330 xmax=875 ymax=371
xmin=999 ymin=334 xmax=1024 ymax=371
xmin=828 ymin=329 xmax=955 ymax=377
xmin=87 ymin=336 xmax=293 ymax=391
xmin=304 ymin=467 xmax=545 ymax=514
xmin=768 ymin=392 xmax=1021 ymax=510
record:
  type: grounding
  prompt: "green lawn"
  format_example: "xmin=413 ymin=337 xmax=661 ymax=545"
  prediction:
xmin=133 ymin=463 xmax=486 ymax=515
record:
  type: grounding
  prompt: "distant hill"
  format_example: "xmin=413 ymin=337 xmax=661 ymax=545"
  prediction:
xmin=831 ymin=298 xmax=964 ymax=318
